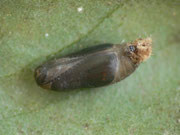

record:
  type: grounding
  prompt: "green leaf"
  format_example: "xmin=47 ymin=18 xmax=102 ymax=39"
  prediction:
xmin=0 ymin=0 xmax=180 ymax=134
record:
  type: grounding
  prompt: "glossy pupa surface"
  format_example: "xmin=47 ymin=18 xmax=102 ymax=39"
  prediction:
xmin=35 ymin=38 xmax=152 ymax=91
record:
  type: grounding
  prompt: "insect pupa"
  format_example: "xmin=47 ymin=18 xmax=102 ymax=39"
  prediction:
xmin=35 ymin=38 xmax=152 ymax=91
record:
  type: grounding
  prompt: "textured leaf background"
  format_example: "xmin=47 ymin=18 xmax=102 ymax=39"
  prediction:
xmin=0 ymin=0 xmax=180 ymax=134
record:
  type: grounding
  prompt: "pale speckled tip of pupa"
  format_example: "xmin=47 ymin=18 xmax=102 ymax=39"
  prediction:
xmin=135 ymin=37 xmax=152 ymax=46
xmin=143 ymin=37 xmax=152 ymax=47
xmin=138 ymin=37 xmax=152 ymax=62
xmin=131 ymin=37 xmax=152 ymax=63
xmin=143 ymin=37 xmax=152 ymax=56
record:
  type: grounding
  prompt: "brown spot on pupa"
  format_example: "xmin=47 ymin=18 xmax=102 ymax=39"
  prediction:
xmin=102 ymin=72 xmax=107 ymax=81
xmin=103 ymin=72 xmax=107 ymax=77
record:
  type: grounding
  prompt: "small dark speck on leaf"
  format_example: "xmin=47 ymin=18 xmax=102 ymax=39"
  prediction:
xmin=83 ymin=123 xmax=89 ymax=130
xmin=169 ymin=31 xmax=180 ymax=44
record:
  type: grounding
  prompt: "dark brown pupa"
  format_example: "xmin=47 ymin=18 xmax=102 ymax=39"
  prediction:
xmin=35 ymin=38 xmax=152 ymax=91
